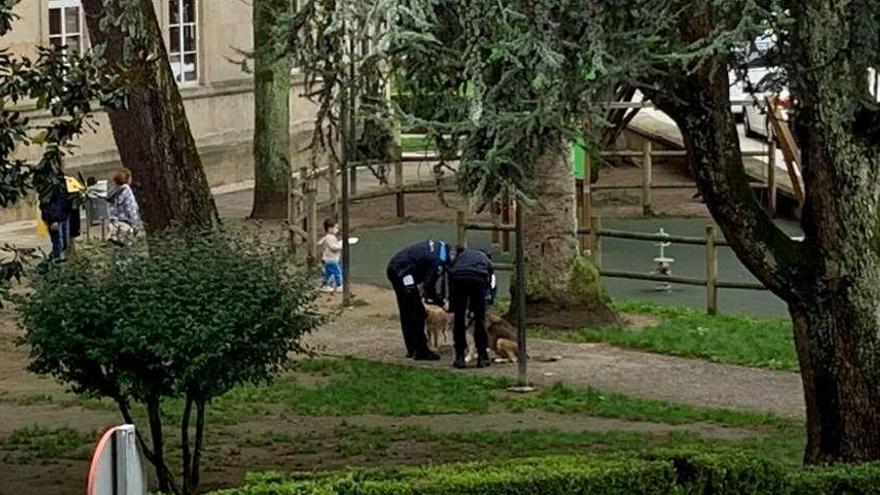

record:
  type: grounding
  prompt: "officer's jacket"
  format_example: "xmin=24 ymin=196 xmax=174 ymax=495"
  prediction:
xmin=448 ymin=249 xmax=494 ymax=283
xmin=387 ymin=240 xmax=449 ymax=302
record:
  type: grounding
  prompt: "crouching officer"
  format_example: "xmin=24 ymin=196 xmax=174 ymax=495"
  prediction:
xmin=386 ymin=239 xmax=450 ymax=360
xmin=449 ymin=246 xmax=495 ymax=369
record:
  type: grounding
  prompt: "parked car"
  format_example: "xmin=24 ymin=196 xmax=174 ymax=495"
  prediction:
xmin=729 ymin=33 xmax=776 ymax=119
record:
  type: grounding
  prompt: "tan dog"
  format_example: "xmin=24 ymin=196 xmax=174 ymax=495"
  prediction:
xmin=424 ymin=304 xmax=449 ymax=349
xmin=464 ymin=313 xmax=519 ymax=363
xmin=495 ymin=338 xmax=519 ymax=362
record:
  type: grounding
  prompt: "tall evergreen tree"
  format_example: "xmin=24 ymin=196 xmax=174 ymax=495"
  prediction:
xmin=251 ymin=0 xmax=292 ymax=219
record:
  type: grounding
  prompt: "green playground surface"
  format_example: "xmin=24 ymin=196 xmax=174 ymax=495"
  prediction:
xmin=349 ymin=218 xmax=801 ymax=318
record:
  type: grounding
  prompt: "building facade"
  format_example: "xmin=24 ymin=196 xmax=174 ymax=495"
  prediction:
xmin=4 ymin=0 xmax=318 ymax=223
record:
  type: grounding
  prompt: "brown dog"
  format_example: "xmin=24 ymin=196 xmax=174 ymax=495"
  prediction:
xmin=495 ymin=338 xmax=519 ymax=362
xmin=424 ymin=304 xmax=449 ymax=349
xmin=464 ymin=313 xmax=519 ymax=363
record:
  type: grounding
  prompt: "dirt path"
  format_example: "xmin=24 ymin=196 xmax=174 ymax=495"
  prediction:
xmin=310 ymin=285 xmax=805 ymax=420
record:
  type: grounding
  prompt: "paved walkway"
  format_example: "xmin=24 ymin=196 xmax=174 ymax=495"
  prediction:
xmin=309 ymin=284 xmax=806 ymax=420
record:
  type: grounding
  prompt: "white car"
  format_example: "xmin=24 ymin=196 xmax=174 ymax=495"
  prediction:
xmin=729 ymin=33 xmax=776 ymax=119
xmin=729 ymin=66 xmax=772 ymax=118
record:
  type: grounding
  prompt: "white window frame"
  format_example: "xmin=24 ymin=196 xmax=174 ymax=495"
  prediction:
xmin=167 ymin=0 xmax=200 ymax=87
xmin=47 ymin=0 xmax=85 ymax=55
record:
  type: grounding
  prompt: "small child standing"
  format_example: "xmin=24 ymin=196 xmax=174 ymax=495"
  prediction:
xmin=317 ymin=218 xmax=343 ymax=293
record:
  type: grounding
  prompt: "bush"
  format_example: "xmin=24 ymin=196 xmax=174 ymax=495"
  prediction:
xmin=212 ymin=455 xmax=676 ymax=495
xmin=20 ymin=229 xmax=323 ymax=495
xmin=209 ymin=452 xmax=880 ymax=495
xmin=788 ymin=463 xmax=880 ymax=495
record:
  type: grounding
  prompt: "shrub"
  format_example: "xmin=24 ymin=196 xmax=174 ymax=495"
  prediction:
xmin=787 ymin=463 xmax=880 ymax=495
xmin=212 ymin=455 xmax=677 ymax=495
xmin=19 ymin=228 xmax=323 ymax=495
xmin=209 ymin=452 xmax=880 ymax=495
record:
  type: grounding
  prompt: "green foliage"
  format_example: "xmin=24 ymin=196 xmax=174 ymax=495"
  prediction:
xmin=21 ymin=228 xmax=321 ymax=402
xmin=1 ymin=2 xmax=124 ymax=207
xmin=509 ymin=382 xmax=796 ymax=432
xmin=284 ymin=358 xmax=510 ymax=416
xmin=2 ymin=424 xmax=95 ymax=460
xmin=212 ymin=455 xmax=677 ymax=495
xmin=19 ymin=228 xmax=322 ymax=494
xmin=202 ymin=357 xmax=788 ymax=431
xmin=210 ymin=451 xmax=880 ymax=495
xmin=533 ymin=300 xmax=797 ymax=371
xmin=0 ymin=245 xmax=41 ymax=307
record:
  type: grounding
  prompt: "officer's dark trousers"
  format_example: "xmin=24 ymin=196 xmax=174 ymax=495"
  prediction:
xmin=387 ymin=269 xmax=430 ymax=355
xmin=451 ymin=278 xmax=488 ymax=356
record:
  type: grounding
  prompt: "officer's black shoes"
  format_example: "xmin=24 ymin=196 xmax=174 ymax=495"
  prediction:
xmin=414 ymin=350 xmax=441 ymax=361
xmin=476 ymin=354 xmax=491 ymax=368
xmin=453 ymin=354 xmax=466 ymax=369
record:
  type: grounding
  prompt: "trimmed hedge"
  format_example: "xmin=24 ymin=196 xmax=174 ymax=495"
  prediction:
xmin=211 ymin=452 xmax=880 ymax=495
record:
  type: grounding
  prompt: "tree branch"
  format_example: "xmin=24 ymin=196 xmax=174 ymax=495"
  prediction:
xmin=646 ymin=69 xmax=810 ymax=301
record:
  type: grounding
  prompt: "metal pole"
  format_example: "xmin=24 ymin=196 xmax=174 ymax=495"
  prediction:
xmin=515 ymin=202 xmax=527 ymax=387
xmin=340 ymin=19 xmax=354 ymax=306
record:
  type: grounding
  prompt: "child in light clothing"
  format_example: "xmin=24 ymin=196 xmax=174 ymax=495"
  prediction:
xmin=317 ymin=218 xmax=343 ymax=293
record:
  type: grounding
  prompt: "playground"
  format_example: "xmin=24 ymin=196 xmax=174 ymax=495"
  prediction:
xmin=0 ymin=150 xmax=814 ymax=494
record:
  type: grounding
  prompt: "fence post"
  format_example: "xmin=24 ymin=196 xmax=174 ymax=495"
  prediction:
xmin=705 ymin=225 xmax=718 ymax=316
xmin=590 ymin=216 xmax=602 ymax=269
xmin=767 ymin=140 xmax=777 ymax=217
xmin=457 ymin=210 xmax=468 ymax=248
xmin=576 ymin=179 xmax=585 ymax=251
xmin=394 ymin=159 xmax=405 ymax=221
xmin=501 ymin=199 xmax=511 ymax=253
xmin=642 ymin=140 xmax=653 ymax=216
xmin=288 ymin=175 xmax=300 ymax=254
xmin=490 ymin=202 xmax=501 ymax=249
xmin=584 ymin=153 xmax=592 ymax=232
xmin=307 ymin=178 xmax=319 ymax=264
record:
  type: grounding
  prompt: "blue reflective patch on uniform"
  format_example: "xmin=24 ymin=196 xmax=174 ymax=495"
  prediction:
xmin=438 ymin=241 xmax=447 ymax=263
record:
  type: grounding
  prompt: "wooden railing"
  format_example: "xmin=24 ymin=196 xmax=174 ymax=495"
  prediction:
xmin=457 ymin=213 xmax=768 ymax=316
xmin=285 ymin=158 xmax=456 ymax=259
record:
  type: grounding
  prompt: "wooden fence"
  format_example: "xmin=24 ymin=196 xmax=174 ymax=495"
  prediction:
xmin=285 ymin=158 xmax=457 ymax=259
xmin=457 ymin=213 xmax=768 ymax=316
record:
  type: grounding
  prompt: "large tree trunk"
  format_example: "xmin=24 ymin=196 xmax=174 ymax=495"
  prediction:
xmin=82 ymin=0 xmax=217 ymax=232
xmin=785 ymin=0 xmax=880 ymax=462
xmin=507 ymin=143 xmax=618 ymax=329
xmin=649 ymin=0 xmax=880 ymax=464
xmin=251 ymin=0 xmax=291 ymax=219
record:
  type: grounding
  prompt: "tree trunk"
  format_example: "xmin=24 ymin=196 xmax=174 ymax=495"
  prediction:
xmin=190 ymin=399 xmax=206 ymax=492
xmin=251 ymin=0 xmax=291 ymax=219
xmin=648 ymin=0 xmax=880 ymax=464
xmin=180 ymin=395 xmax=193 ymax=494
xmin=146 ymin=398 xmax=177 ymax=494
xmin=507 ymin=142 xmax=618 ymax=329
xmin=81 ymin=0 xmax=217 ymax=232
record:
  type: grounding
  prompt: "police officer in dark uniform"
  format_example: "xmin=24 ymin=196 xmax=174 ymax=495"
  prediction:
xmin=386 ymin=239 xmax=451 ymax=360
xmin=448 ymin=246 xmax=495 ymax=369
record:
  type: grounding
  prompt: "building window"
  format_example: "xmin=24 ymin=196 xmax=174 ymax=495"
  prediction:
xmin=48 ymin=0 xmax=84 ymax=55
xmin=168 ymin=0 xmax=198 ymax=84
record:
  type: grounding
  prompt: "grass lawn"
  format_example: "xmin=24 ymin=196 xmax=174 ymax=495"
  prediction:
xmin=531 ymin=300 xmax=797 ymax=371
xmin=400 ymin=136 xmax=434 ymax=152
xmin=1 ymin=357 xmax=807 ymax=493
